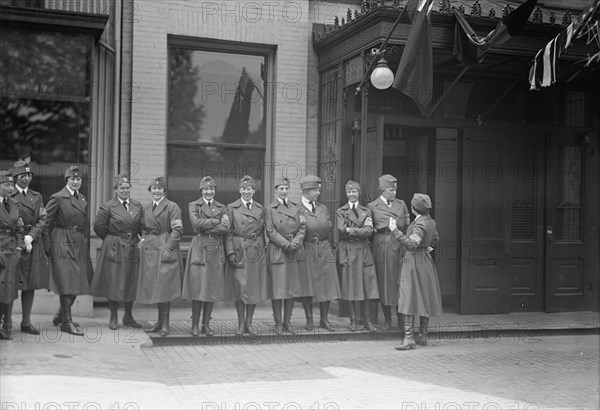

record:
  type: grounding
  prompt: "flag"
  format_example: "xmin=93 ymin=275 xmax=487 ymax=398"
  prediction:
xmin=221 ymin=67 xmax=255 ymax=144
xmin=454 ymin=0 xmax=538 ymax=66
xmin=392 ymin=0 xmax=435 ymax=116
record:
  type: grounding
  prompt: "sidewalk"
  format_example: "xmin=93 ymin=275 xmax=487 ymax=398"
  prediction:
xmin=15 ymin=302 xmax=596 ymax=346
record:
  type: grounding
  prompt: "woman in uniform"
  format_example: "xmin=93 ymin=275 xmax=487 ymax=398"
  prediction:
xmin=336 ymin=180 xmax=378 ymax=332
xmin=367 ymin=174 xmax=410 ymax=331
xmin=0 ymin=171 xmax=25 ymax=340
xmin=265 ymin=177 xmax=306 ymax=335
xmin=298 ymin=175 xmax=341 ymax=332
xmin=182 ymin=176 xmax=230 ymax=337
xmin=225 ymin=175 xmax=268 ymax=336
xmin=391 ymin=193 xmax=442 ymax=350
xmin=91 ymin=174 xmax=144 ymax=330
xmin=11 ymin=161 xmax=48 ymax=335
xmin=136 ymin=177 xmax=183 ymax=337
xmin=46 ymin=165 xmax=94 ymax=336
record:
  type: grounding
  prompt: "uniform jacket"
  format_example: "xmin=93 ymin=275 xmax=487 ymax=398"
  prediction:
xmin=367 ymin=197 xmax=410 ymax=233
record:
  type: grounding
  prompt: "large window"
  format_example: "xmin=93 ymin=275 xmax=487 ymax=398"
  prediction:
xmin=0 ymin=26 xmax=92 ymax=200
xmin=167 ymin=37 xmax=272 ymax=236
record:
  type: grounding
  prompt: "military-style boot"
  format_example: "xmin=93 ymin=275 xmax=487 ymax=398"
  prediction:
xmin=271 ymin=299 xmax=283 ymax=335
xmin=122 ymin=302 xmax=142 ymax=328
xmin=0 ymin=302 xmax=13 ymax=340
xmin=190 ymin=300 xmax=202 ymax=337
xmin=235 ymin=301 xmax=245 ymax=336
xmin=108 ymin=300 xmax=119 ymax=330
xmin=319 ymin=301 xmax=335 ymax=332
xmin=303 ymin=298 xmax=313 ymax=331
xmin=60 ymin=295 xmax=83 ymax=336
xmin=245 ymin=304 xmax=257 ymax=337
xmin=282 ymin=299 xmax=296 ymax=335
xmin=160 ymin=302 xmax=171 ymax=337
xmin=395 ymin=314 xmax=416 ymax=351
xmin=364 ymin=300 xmax=377 ymax=332
xmin=201 ymin=302 xmax=215 ymax=336
xmin=381 ymin=305 xmax=392 ymax=331
xmin=20 ymin=290 xmax=39 ymax=335
xmin=145 ymin=304 xmax=163 ymax=333
xmin=397 ymin=313 xmax=405 ymax=340
xmin=417 ymin=316 xmax=429 ymax=346
xmin=354 ymin=301 xmax=365 ymax=331
xmin=52 ymin=296 xmax=79 ymax=327
xmin=347 ymin=301 xmax=357 ymax=332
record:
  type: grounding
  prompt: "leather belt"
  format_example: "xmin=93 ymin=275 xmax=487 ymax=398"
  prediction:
xmin=305 ymin=237 xmax=327 ymax=244
xmin=109 ymin=232 xmax=136 ymax=240
xmin=377 ymin=228 xmax=391 ymax=233
xmin=144 ymin=229 xmax=163 ymax=235
xmin=198 ymin=232 xmax=220 ymax=240
xmin=57 ymin=225 xmax=84 ymax=233
xmin=233 ymin=232 xmax=260 ymax=240
xmin=342 ymin=238 xmax=366 ymax=242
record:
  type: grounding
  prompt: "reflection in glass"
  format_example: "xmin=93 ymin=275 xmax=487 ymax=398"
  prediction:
xmin=168 ymin=145 xmax=264 ymax=236
xmin=169 ymin=48 xmax=265 ymax=145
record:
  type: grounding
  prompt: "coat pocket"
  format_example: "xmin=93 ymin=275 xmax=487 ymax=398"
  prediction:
xmin=337 ymin=244 xmax=349 ymax=266
xmin=189 ymin=244 xmax=205 ymax=265
xmin=160 ymin=245 xmax=178 ymax=263
xmin=107 ymin=241 xmax=121 ymax=263
xmin=269 ymin=246 xmax=285 ymax=265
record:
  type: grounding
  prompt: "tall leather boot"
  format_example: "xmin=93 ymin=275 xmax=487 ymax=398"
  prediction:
xmin=122 ymin=302 xmax=141 ymax=328
xmin=108 ymin=300 xmax=119 ymax=330
xmin=0 ymin=303 xmax=10 ymax=340
xmin=51 ymin=295 xmax=79 ymax=327
xmin=364 ymin=300 xmax=376 ymax=332
xmin=245 ymin=304 xmax=257 ymax=336
xmin=235 ymin=301 xmax=245 ymax=336
xmin=381 ymin=305 xmax=392 ymax=331
xmin=319 ymin=301 xmax=335 ymax=332
xmin=201 ymin=302 xmax=215 ymax=336
xmin=395 ymin=314 xmax=416 ymax=350
xmin=271 ymin=299 xmax=283 ymax=335
xmin=417 ymin=316 xmax=429 ymax=346
xmin=190 ymin=300 xmax=202 ymax=337
xmin=145 ymin=304 xmax=163 ymax=333
xmin=347 ymin=301 xmax=357 ymax=332
xmin=1 ymin=302 xmax=14 ymax=340
xmin=302 ymin=298 xmax=313 ymax=331
xmin=397 ymin=312 xmax=405 ymax=340
xmin=354 ymin=301 xmax=365 ymax=331
xmin=20 ymin=290 xmax=39 ymax=335
xmin=282 ymin=299 xmax=296 ymax=335
xmin=160 ymin=302 xmax=171 ymax=337
xmin=60 ymin=295 xmax=83 ymax=336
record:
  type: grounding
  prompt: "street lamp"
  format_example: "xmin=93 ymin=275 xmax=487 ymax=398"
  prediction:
xmin=370 ymin=56 xmax=394 ymax=90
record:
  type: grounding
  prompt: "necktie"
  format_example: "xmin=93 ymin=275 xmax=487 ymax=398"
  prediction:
xmin=152 ymin=203 xmax=157 ymax=211
xmin=310 ymin=201 xmax=315 ymax=213
xmin=73 ymin=191 xmax=79 ymax=200
xmin=283 ymin=199 xmax=288 ymax=208
xmin=21 ymin=190 xmax=26 ymax=197
xmin=123 ymin=200 xmax=128 ymax=211
xmin=246 ymin=202 xmax=251 ymax=210
xmin=387 ymin=200 xmax=392 ymax=206
xmin=352 ymin=203 xmax=359 ymax=218
xmin=207 ymin=201 xmax=212 ymax=208
xmin=3 ymin=198 xmax=9 ymax=212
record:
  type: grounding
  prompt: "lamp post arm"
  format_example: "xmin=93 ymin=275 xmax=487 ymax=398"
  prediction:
xmin=355 ymin=6 xmax=407 ymax=95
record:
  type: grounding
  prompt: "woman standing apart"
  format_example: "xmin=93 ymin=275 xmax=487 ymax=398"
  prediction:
xmin=11 ymin=161 xmax=48 ymax=335
xmin=265 ymin=177 xmax=306 ymax=335
xmin=91 ymin=174 xmax=144 ymax=330
xmin=46 ymin=166 xmax=94 ymax=336
xmin=0 ymin=171 xmax=25 ymax=340
xmin=182 ymin=176 xmax=230 ymax=337
xmin=336 ymin=180 xmax=379 ymax=332
xmin=391 ymin=193 xmax=442 ymax=350
xmin=225 ymin=175 xmax=268 ymax=336
xmin=137 ymin=177 xmax=183 ymax=337
xmin=367 ymin=174 xmax=410 ymax=331
xmin=298 ymin=175 xmax=341 ymax=332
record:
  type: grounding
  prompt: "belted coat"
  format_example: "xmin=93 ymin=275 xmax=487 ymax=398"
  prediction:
xmin=367 ymin=197 xmax=410 ymax=306
xmin=46 ymin=187 xmax=93 ymax=295
xmin=0 ymin=197 xmax=24 ymax=303
xmin=136 ymin=198 xmax=183 ymax=304
xmin=336 ymin=203 xmax=379 ymax=301
xmin=11 ymin=188 xmax=49 ymax=290
xmin=91 ymin=197 xmax=144 ymax=301
xmin=182 ymin=198 xmax=230 ymax=302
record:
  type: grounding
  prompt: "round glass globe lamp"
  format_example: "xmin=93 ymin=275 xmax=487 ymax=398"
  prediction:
xmin=370 ymin=57 xmax=394 ymax=90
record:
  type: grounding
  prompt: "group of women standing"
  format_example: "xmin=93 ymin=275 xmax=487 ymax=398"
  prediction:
xmin=0 ymin=164 xmax=442 ymax=351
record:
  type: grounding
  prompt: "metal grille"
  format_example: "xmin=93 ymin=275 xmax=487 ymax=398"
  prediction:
xmin=555 ymin=206 xmax=582 ymax=241
xmin=511 ymin=203 xmax=534 ymax=240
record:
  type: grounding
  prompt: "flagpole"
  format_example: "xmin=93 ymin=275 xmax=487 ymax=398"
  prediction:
xmin=425 ymin=66 xmax=469 ymax=118
xmin=355 ymin=6 xmax=406 ymax=95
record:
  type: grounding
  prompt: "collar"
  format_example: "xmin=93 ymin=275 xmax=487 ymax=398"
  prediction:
xmin=241 ymin=198 xmax=253 ymax=207
xmin=118 ymin=197 xmax=128 ymax=205
xmin=203 ymin=197 xmax=213 ymax=206
xmin=66 ymin=186 xmax=76 ymax=196
xmin=380 ymin=196 xmax=391 ymax=206
xmin=153 ymin=196 xmax=165 ymax=207
xmin=348 ymin=201 xmax=360 ymax=208
xmin=276 ymin=197 xmax=287 ymax=205
xmin=16 ymin=186 xmax=28 ymax=195
xmin=414 ymin=214 xmax=422 ymax=220
xmin=301 ymin=196 xmax=313 ymax=209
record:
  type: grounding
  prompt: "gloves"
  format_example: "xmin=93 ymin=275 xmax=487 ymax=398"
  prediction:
xmin=286 ymin=242 xmax=300 ymax=252
xmin=228 ymin=254 xmax=244 ymax=268
xmin=24 ymin=235 xmax=33 ymax=253
xmin=389 ymin=217 xmax=397 ymax=232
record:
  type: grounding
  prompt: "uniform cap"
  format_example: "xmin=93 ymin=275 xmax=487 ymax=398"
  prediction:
xmin=199 ymin=176 xmax=217 ymax=190
xmin=378 ymin=174 xmax=397 ymax=189
xmin=12 ymin=160 xmax=33 ymax=177
xmin=148 ymin=176 xmax=167 ymax=191
xmin=345 ymin=180 xmax=361 ymax=192
xmin=65 ymin=165 xmax=82 ymax=179
xmin=0 ymin=170 xmax=14 ymax=184
xmin=411 ymin=193 xmax=432 ymax=213
xmin=239 ymin=175 xmax=256 ymax=188
xmin=115 ymin=173 xmax=131 ymax=186
xmin=274 ymin=177 xmax=290 ymax=188
xmin=299 ymin=175 xmax=321 ymax=190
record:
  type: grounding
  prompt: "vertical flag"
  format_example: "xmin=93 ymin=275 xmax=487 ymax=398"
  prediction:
xmin=454 ymin=0 xmax=538 ymax=66
xmin=392 ymin=0 xmax=435 ymax=116
xmin=221 ymin=67 xmax=255 ymax=144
